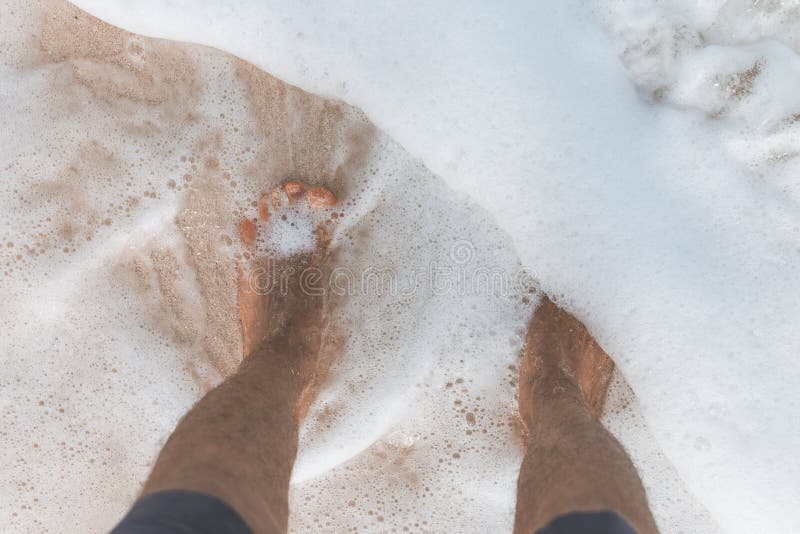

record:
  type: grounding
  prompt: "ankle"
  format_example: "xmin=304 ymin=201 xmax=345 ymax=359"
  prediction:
xmin=520 ymin=376 xmax=594 ymax=430
xmin=241 ymin=341 xmax=302 ymax=384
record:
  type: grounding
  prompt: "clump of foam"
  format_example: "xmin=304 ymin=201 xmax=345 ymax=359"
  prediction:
xmin=597 ymin=0 xmax=800 ymax=205
xmin=250 ymin=191 xmax=341 ymax=258
xmin=256 ymin=209 xmax=315 ymax=256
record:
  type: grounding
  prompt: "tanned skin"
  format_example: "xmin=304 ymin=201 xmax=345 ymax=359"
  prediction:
xmin=140 ymin=180 xmax=337 ymax=533
xmin=136 ymin=181 xmax=658 ymax=534
xmin=514 ymin=296 xmax=659 ymax=534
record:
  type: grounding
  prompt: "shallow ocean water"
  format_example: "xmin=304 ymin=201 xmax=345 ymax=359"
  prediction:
xmin=2 ymin=0 xmax=799 ymax=532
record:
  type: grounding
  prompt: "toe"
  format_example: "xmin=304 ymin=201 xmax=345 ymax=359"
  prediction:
xmin=240 ymin=218 xmax=257 ymax=245
xmin=284 ymin=180 xmax=306 ymax=202
xmin=306 ymin=186 xmax=337 ymax=209
xmin=258 ymin=195 xmax=271 ymax=220
xmin=270 ymin=188 xmax=284 ymax=207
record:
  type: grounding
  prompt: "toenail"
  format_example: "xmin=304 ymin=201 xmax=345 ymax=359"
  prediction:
xmin=284 ymin=180 xmax=305 ymax=202
xmin=306 ymin=187 xmax=337 ymax=208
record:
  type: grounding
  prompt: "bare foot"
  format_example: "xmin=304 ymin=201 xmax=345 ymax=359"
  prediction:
xmin=518 ymin=295 xmax=615 ymax=429
xmin=237 ymin=180 xmax=341 ymax=418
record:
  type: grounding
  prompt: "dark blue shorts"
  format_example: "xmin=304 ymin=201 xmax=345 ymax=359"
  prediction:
xmin=112 ymin=490 xmax=635 ymax=534
xmin=111 ymin=491 xmax=252 ymax=534
xmin=535 ymin=511 xmax=637 ymax=533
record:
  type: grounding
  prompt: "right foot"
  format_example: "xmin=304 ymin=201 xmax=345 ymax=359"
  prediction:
xmin=237 ymin=180 xmax=341 ymax=418
xmin=518 ymin=296 xmax=615 ymax=428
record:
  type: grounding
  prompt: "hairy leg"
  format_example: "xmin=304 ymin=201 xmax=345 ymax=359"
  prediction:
xmin=514 ymin=296 xmax=658 ymax=534
xmin=139 ymin=181 xmax=339 ymax=534
xmin=141 ymin=341 xmax=303 ymax=533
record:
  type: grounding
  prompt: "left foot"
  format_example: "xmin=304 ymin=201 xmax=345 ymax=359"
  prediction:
xmin=518 ymin=296 xmax=615 ymax=428
xmin=237 ymin=180 xmax=340 ymax=417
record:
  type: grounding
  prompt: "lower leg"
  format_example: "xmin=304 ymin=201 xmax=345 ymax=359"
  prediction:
xmin=514 ymin=297 xmax=658 ymax=534
xmin=141 ymin=339 xmax=302 ymax=533
xmin=136 ymin=181 xmax=340 ymax=534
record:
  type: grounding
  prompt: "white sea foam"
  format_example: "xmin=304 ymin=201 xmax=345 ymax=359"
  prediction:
xmin=2 ymin=0 xmax=798 ymax=532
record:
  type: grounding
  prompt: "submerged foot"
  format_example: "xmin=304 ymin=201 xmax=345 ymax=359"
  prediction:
xmin=518 ymin=295 xmax=615 ymax=428
xmin=237 ymin=180 xmax=341 ymax=417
